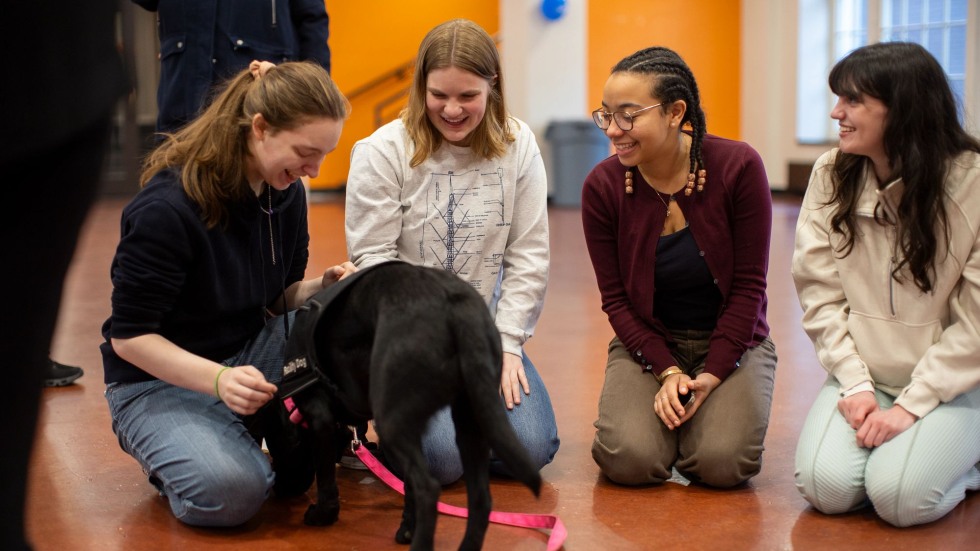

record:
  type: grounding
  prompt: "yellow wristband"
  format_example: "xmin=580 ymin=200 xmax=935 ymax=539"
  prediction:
xmin=214 ymin=366 xmax=231 ymax=401
xmin=656 ymin=367 xmax=684 ymax=384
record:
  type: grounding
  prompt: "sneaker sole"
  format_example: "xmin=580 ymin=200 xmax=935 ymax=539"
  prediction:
xmin=44 ymin=373 xmax=83 ymax=387
xmin=338 ymin=456 xmax=369 ymax=470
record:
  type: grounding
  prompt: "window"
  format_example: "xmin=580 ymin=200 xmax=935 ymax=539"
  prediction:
xmin=881 ymin=0 xmax=968 ymax=109
xmin=796 ymin=0 xmax=973 ymax=143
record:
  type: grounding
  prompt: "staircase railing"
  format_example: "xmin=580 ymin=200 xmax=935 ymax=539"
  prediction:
xmin=345 ymin=58 xmax=415 ymax=103
xmin=345 ymin=34 xmax=499 ymax=130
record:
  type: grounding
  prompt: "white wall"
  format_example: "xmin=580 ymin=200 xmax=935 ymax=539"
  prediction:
xmin=742 ymin=0 xmax=829 ymax=190
xmin=499 ymin=0 xmax=588 ymax=133
xmin=499 ymin=0 xmax=590 ymax=193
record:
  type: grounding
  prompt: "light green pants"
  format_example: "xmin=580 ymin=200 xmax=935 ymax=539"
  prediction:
xmin=795 ymin=376 xmax=980 ymax=527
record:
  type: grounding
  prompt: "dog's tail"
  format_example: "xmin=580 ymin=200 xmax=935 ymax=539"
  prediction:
xmin=451 ymin=292 xmax=543 ymax=497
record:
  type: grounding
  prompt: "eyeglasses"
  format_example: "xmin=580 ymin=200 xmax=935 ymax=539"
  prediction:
xmin=591 ymin=103 xmax=664 ymax=131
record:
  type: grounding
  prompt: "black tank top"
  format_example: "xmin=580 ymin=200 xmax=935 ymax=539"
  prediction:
xmin=653 ymin=227 xmax=722 ymax=330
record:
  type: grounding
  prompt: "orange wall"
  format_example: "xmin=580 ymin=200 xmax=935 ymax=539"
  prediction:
xmin=587 ymin=1 xmax=742 ymax=142
xmin=314 ymin=1 xmax=741 ymax=189
xmin=312 ymin=2 xmax=499 ymax=189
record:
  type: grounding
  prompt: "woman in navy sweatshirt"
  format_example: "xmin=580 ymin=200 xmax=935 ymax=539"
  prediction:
xmin=101 ymin=60 xmax=353 ymax=526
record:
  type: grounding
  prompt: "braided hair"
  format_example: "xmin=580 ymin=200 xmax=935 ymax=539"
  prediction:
xmin=612 ymin=47 xmax=707 ymax=179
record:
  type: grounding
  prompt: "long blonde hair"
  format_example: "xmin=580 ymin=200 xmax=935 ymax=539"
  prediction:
xmin=401 ymin=19 xmax=513 ymax=167
xmin=140 ymin=61 xmax=349 ymax=228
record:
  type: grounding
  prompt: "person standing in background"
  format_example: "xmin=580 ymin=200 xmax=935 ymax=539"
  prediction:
xmin=132 ymin=0 xmax=331 ymax=135
xmin=0 ymin=2 xmax=128 ymax=549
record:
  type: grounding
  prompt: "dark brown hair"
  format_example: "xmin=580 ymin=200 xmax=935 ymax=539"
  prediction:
xmin=827 ymin=42 xmax=980 ymax=292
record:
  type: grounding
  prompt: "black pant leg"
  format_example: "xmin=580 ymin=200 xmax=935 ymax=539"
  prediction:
xmin=0 ymin=117 xmax=112 ymax=550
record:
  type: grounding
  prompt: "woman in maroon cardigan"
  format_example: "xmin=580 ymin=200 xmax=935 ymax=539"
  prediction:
xmin=581 ymin=46 xmax=776 ymax=488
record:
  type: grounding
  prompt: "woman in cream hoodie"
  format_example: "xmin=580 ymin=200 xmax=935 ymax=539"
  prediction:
xmin=792 ymin=42 xmax=980 ymax=527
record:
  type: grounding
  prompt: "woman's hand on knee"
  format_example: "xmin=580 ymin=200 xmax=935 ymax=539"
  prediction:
xmin=499 ymin=352 xmax=529 ymax=410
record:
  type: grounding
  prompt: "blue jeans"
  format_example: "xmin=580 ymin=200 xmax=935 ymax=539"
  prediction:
xmin=104 ymin=315 xmax=291 ymax=527
xmin=419 ymin=352 xmax=560 ymax=485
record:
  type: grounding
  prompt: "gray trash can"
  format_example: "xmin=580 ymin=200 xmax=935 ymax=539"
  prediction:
xmin=544 ymin=120 xmax=609 ymax=207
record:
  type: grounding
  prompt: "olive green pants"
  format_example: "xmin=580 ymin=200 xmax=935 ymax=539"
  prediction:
xmin=592 ymin=333 xmax=777 ymax=488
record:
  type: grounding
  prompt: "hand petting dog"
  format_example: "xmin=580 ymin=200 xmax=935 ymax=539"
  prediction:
xmin=322 ymin=261 xmax=357 ymax=285
xmin=215 ymin=365 xmax=277 ymax=415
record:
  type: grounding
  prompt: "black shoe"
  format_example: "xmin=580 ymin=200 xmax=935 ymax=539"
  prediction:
xmin=44 ymin=359 xmax=84 ymax=387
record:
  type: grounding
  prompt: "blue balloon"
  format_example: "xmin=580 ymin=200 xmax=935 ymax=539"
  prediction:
xmin=540 ymin=0 xmax=566 ymax=21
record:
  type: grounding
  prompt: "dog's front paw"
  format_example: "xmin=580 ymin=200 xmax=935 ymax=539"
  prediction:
xmin=303 ymin=502 xmax=340 ymax=526
xmin=394 ymin=521 xmax=413 ymax=544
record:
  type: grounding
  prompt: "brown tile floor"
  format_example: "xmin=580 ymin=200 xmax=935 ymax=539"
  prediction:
xmin=28 ymin=195 xmax=978 ymax=550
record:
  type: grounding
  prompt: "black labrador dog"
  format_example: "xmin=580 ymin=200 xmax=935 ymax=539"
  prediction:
xmin=276 ymin=261 xmax=541 ymax=550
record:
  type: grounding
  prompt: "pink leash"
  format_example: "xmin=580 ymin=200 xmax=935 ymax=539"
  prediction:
xmin=354 ymin=443 xmax=567 ymax=551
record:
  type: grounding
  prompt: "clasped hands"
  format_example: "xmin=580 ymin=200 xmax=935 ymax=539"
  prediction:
xmin=837 ymin=391 xmax=917 ymax=448
xmin=653 ymin=370 xmax=720 ymax=430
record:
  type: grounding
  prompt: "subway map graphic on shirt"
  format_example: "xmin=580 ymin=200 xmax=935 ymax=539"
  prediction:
xmin=420 ymin=167 xmax=510 ymax=294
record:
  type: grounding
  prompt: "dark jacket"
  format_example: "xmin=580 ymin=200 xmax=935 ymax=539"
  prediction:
xmin=581 ymin=134 xmax=772 ymax=381
xmin=101 ymin=169 xmax=310 ymax=384
xmin=2 ymin=1 xmax=128 ymax=163
xmin=133 ymin=0 xmax=331 ymax=133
